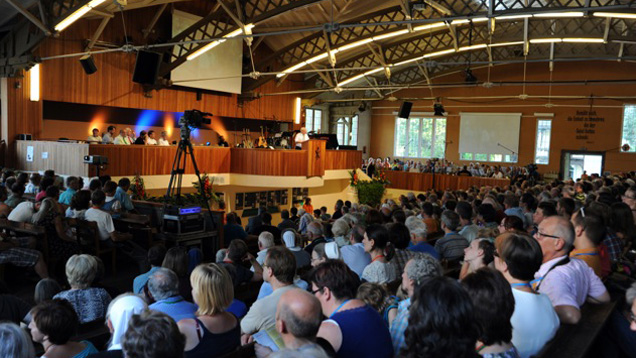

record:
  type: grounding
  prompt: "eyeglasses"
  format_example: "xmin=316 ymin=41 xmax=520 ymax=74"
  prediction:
xmin=623 ymin=194 xmax=636 ymax=200
xmin=535 ymin=231 xmax=561 ymax=240
xmin=630 ymin=311 xmax=636 ymax=323
xmin=311 ymin=287 xmax=324 ymax=295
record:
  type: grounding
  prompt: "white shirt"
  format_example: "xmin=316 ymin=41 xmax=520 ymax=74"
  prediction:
xmin=102 ymin=132 xmax=114 ymax=144
xmin=87 ymin=135 xmax=102 ymax=143
xmin=294 ymin=132 xmax=309 ymax=148
xmin=362 ymin=260 xmax=398 ymax=284
xmin=8 ymin=202 xmax=35 ymax=223
xmin=84 ymin=208 xmax=115 ymax=241
xmin=146 ymin=138 xmax=157 ymax=145
xmin=240 ymin=284 xmax=297 ymax=334
xmin=113 ymin=135 xmax=129 ymax=145
xmin=510 ymin=288 xmax=560 ymax=358
xmin=158 ymin=138 xmax=170 ymax=146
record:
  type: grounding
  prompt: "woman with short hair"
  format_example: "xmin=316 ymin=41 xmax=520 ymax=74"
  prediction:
xmin=494 ymin=233 xmax=559 ymax=358
xmin=28 ymin=299 xmax=98 ymax=357
xmin=53 ymin=254 xmax=111 ymax=324
xmin=459 ymin=238 xmax=495 ymax=281
xmin=178 ymin=263 xmax=240 ymax=358
xmin=0 ymin=322 xmax=35 ymax=358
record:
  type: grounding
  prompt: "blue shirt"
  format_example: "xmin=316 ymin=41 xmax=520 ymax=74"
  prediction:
xmin=341 ymin=243 xmax=371 ymax=277
xmin=133 ymin=266 xmax=161 ymax=294
xmin=390 ymin=298 xmax=411 ymax=354
xmin=114 ymin=187 xmax=134 ymax=211
xmin=408 ymin=242 xmax=440 ymax=259
xmin=150 ymin=296 xmax=197 ymax=322
xmin=227 ymin=299 xmax=248 ymax=318
xmin=329 ymin=304 xmax=393 ymax=358
xmin=58 ymin=188 xmax=76 ymax=205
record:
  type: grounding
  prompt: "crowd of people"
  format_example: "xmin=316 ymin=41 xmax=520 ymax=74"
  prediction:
xmin=1 ymin=166 xmax=636 ymax=358
xmin=362 ymin=156 xmax=536 ymax=180
xmin=87 ymin=126 xmax=172 ymax=146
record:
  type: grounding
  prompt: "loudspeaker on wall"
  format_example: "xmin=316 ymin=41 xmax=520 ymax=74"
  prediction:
xmin=132 ymin=51 xmax=162 ymax=85
xmin=398 ymin=101 xmax=413 ymax=119
xmin=79 ymin=55 xmax=97 ymax=75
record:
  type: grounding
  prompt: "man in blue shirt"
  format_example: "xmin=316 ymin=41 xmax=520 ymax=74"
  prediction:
xmin=133 ymin=244 xmax=166 ymax=294
xmin=390 ymin=256 xmax=442 ymax=353
xmin=341 ymin=225 xmax=371 ymax=277
xmin=148 ymin=268 xmax=198 ymax=322
xmin=114 ymin=178 xmax=134 ymax=212
xmin=58 ymin=176 xmax=79 ymax=205
xmin=405 ymin=216 xmax=439 ymax=260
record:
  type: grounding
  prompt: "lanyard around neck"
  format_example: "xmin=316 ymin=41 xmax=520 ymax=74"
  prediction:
xmin=329 ymin=299 xmax=351 ymax=319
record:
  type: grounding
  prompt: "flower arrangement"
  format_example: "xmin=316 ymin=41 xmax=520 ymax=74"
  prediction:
xmin=192 ymin=173 xmax=220 ymax=207
xmin=349 ymin=169 xmax=390 ymax=207
xmin=130 ymin=173 xmax=148 ymax=200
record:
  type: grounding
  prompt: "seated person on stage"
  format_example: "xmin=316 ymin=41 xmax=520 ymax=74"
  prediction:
xmin=434 ymin=210 xmax=469 ymax=262
xmin=310 ymin=260 xmax=393 ymax=358
xmin=102 ymin=125 xmax=116 ymax=144
xmin=294 ymin=127 xmax=309 ymax=149
xmin=25 ymin=173 xmax=41 ymax=194
xmin=221 ymin=239 xmax=263 ymax=287
xmin=533 ymin=216 xmax=609 ymax=324
xmin=103 ymin=181 xmax=122 ymax=212
xmin=134 ymin=130 xmax=147 ymax=145
xmin=223 ymin=212 xmax=247 ymax=246
xmin=114 ymin=178 xmax=134 ymax=212
xmin=28 ymin=299 xmax=99 ymax=356
xmin=241 ymin=247 xmax=298 ymax=336
xmin=53 ymin=254 xmax=111 ymax=324
xmin=146 ymin=130 xmax=158 ymax=145
xmin=87 ymin=128 xmax=102 ymax=143
xmin=148 ymin=268 xmax=198 ymax=323
xmin=133 ymin=244 xmax=167 ymax=294
xmin=84 ymin=190 xmax=148 ymax=272
xmin=58 ymin=176 xmax=79 ymax=205
xmin=113 ymin=129 xmax=130 ymax=145
xmin=158 ymin=131 xmax=171 ymax=146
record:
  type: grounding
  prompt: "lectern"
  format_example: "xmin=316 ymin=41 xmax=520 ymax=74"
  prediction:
xmin=303 ymin=139 xmax=326 ymax=177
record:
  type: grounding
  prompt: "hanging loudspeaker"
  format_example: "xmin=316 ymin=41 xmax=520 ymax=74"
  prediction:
xmin=132 ymin=50 xmax=162 ymax=85
xmin=398 ymin=101 xmax=413 ymax=119
xmin=79 ymin=55 xmax=97 ymax=75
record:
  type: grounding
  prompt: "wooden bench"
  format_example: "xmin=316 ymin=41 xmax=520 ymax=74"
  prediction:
xmin=536 ymin=301 xmax=618 ymax=358
xmin=67 ymin=218 xmax=117 ymax=274
xmin=0 ymin=218 xmax=49 ymax=262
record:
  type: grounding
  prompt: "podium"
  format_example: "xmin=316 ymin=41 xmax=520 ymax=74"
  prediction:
xmin=302 ymin=139 xmax=326 ymax=177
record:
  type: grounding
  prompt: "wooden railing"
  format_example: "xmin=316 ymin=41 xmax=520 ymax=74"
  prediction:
xmin=385 ymin=171 xmax=510 ymax=191
xmin=16 ymin=140 xmax=362 ymax=178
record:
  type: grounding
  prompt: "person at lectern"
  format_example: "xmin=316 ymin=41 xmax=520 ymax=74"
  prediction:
xmin=294 ymin=127 xmax=309 ymax=149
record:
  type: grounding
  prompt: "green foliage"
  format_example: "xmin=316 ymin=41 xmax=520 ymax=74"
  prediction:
xmin=355 ymin=181 xmax=386 ymax=207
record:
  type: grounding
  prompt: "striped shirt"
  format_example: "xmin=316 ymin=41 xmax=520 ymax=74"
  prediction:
xmin=434 ymin=232 xmax=469 ymax=261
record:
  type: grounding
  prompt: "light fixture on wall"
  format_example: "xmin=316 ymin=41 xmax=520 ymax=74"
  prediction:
xmin=295 ymin=97 xmax=302 ymax=124
xmin=29 ymin=64 xmax=40 ymax=102
xmin=434 ymin=98 xmax=445 ymax=116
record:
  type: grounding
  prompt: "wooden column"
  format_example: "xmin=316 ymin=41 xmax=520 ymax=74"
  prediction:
xmin=303 ymin=139 xmax=326 ymax=177
xmin=0 ymin=71 xmax=43 ymax=167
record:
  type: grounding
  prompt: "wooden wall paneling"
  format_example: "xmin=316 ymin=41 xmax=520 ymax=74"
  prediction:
xmin=305 ymin=140 xmax=326 ymax=177
xmin=385 ymin=171 xmax=510 ymax=191
xmin=229 ymin=148 xmax=307 ymax=176
xmin=325 ymin=150 xmax=363 ymax=170
xmin=16 ymin=141 xmax=88 ymax=176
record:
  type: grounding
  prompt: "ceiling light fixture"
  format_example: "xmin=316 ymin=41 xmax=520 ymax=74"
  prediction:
xmin=594 ymin=12 xmax=636 ymax=19
xmin=533 ymin=11 xmax=584 ymax=18
xmin=54 ymin=0 xmax=107 ymax=32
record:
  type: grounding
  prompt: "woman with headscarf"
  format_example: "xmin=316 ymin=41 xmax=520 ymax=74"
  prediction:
xmin=89 ymin=294 xmax=148 ymax=357
xmin=282 ymin=230 xmax=311 ymax=269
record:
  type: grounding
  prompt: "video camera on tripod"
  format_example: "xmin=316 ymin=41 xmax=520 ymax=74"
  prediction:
xmin=179 ymin=110 xmax=212 ymax=140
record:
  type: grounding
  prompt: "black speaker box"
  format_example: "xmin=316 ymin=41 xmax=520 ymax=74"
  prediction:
xmin=132 ymin=51 xmax=162 ymax=85
xmin=79 ymin=55 xmax=97 ymax=75
xmin=398 ymin=101 xmax=413 ymax=119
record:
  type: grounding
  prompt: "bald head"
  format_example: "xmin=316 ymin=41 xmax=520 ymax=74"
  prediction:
xmin=276 ymin=289 xmax=322 ymax=340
